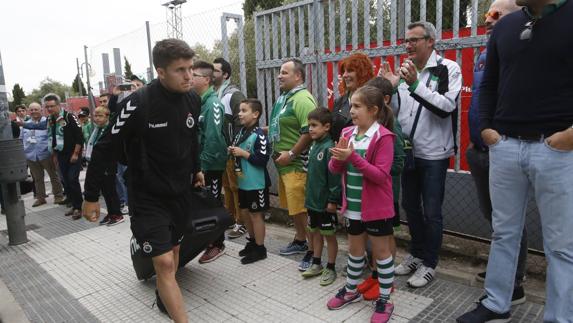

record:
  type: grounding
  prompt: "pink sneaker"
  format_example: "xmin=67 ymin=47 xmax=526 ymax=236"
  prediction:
xmin=371 ymin=301 xmax=394 ymax=323
xmin=327 ymin=287 xmax=362 ymax=310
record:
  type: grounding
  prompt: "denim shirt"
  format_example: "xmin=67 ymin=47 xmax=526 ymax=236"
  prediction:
xmin=21 ymin=117 xmax=51 ymax=161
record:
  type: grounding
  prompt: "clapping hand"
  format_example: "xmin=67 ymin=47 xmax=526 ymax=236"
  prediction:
xmin=379 ymin=61 xmax=400 ymax=88
xmin=330 ymin=137 xmax=354 ymax=161
xmin=398 ymin=59 xmax=418 ymax=86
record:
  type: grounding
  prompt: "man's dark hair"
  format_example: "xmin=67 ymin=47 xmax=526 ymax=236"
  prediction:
xmin=15 ymin=104 xmax=26 ymax=112
xmin=308 ymin=107 xmax=332 ymax=126
xmin=99 ymin=93 xmax=111 ymax=99
xmin=213 ymin=57 xmax=232 ymax=79
xmin=283 ymin=58 xmax=306 ymax=83
xmin=42 ymin=93 xmax=61 ymax=105
xmin=152 ymin=38 xmax=195 ymax=69
xmin=241 ymin=99 xmax=263 ymax=119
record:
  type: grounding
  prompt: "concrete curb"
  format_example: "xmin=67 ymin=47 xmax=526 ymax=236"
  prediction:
xmin=0 ymin=277 xmax=30 ymax=323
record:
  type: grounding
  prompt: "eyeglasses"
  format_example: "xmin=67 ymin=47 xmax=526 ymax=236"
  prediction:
xmin=193 ymin=73 xmax=209 ymax=78
xmin=484 ymin=10 xmax=502 ymax=20
xmin=403 ymin=36 xmax=429 ymax=45
xmin=45 ymin=104 xmax=58 ymax=109
xmin=520 ymin=20 xmax=536 ymax=41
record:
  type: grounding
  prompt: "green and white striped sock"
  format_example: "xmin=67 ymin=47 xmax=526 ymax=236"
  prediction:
xmin=345 ymin=254 xmax=365 ymax=293
xmin=377 ymin=256 xmax=394 ymax=303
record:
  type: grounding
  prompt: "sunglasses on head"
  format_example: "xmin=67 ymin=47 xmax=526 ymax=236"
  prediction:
xmin=485 ymin=10 xmax=502 ymax=20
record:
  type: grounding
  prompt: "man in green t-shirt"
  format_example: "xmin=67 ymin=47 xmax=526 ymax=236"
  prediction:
xmin=268 ymin=58 xmax=317 ymax=263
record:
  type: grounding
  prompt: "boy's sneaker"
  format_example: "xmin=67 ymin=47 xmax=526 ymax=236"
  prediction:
xmin=407 ymin=265 xmax=435 ymax=288
xmin=327 ymin=287 xmax=362 ymax=310
xmin=154 ymin=289 xmax=170 ymax=317
xmin=358 ymin=277 xmax=378 ymax=294
xmin=395 ymin=254 xmax=423 ymax=275
xmin=456 ymin=302 xmax=510 ymax=323
xmin=239 ymin=240 xmax=256 ymax=257
xmin=371 ymin=300 xmax=394 ymax=323
xmin=241 ymin=245 xmax=267 ymax=264
xmin=320 ymin=268 xmax=337 ymax=286
xmin=298 ymin=252 xmax=313 ymax=271
xmin=227 ymin=224 xmax=247 ymax=239
xmin=99 ymin=215 xmax=111 ymax=225
xmin=302 ymin=264 xmax=323 ymax=278
xmin=198 ymin=245 xmax=226 ymax=264
xmin=107 ymin=215 xmax=125 ymax=226
xmin=279 ymin=240 xmax=308 ymax=256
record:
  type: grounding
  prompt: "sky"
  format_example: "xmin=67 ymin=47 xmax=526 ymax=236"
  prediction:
xmin=0 ymin=0 xmax=243 ymax=99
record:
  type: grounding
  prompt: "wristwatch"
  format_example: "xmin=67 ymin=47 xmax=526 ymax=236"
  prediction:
xmin=288 ymin=150 xmax=296 ymax=160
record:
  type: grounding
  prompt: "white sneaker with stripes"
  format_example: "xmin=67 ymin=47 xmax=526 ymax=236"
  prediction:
xmin=407 ymin=265 xmax=435 ymax=288
xmin=394 ymin=254 xmax=423 ymax=276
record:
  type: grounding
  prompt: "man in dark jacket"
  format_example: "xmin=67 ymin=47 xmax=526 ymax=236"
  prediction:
xmin=24 ymin=93 xmax=84 ymax=218
xmin=82 ymin=39 xmax=204 ymax=323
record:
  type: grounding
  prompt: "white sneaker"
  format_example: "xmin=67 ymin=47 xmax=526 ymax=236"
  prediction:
xmin=407 ymin=265 xmax=435 ymax=288
xmin=395 ymin=254 xmax=423 ymax=276
xmin=121 ymin=205 xmax=129 ymax=215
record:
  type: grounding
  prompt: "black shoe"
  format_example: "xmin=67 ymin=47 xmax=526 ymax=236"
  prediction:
xmin=478 ymin=285 xmax=526 ymax=307
xmin=239 ymin=240 xmax=256 ymax=257
xmin=476 ymin=271 xmax=486 ymax=282
xmin=154 ymin=289 xmax=170 ymax=317
xmin=511 ymin=286 xmax=526 ymax=306
xmin=456 ymin=302 xmax=510 ymax=323
xmin=241 ymin=245 xmax=267 ymax=264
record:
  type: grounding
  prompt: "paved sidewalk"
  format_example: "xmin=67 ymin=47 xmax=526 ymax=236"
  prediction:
xmin=0 ymin=191 xmax=544 ymax=322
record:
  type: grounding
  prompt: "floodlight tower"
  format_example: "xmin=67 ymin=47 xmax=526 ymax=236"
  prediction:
xmin=162 ymin=0 xmax=187 ymax=39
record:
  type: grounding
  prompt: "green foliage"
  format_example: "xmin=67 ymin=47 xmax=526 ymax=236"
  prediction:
xmin=12 ymin=83 xmax=26 ymax=105
xmin=124 ymin=56 xmax=134 ymax=80
xmin=23 ymin=78 xmax=73 ymax=106
xmin=71 ymin=74 xmax=87 ymax=96
xmin=243 ymin=0 xmax=284 ymax=20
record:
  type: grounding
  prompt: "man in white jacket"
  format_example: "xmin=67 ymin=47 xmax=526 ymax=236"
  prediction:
xmin=381 ymin=21 xmax=462 ymax=288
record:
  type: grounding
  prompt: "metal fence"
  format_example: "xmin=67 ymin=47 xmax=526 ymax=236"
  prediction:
xmin=251 ymin=0 xmax=545 ymax=263
xmin=86 ymin=0 xmax=545 ymax=273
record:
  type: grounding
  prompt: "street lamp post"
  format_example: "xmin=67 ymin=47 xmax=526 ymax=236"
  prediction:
xmin=84 ymin=45 xmax=95 ymax=112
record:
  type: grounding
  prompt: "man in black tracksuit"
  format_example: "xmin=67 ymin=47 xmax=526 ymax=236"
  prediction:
xmin=82 ymin=39 xmax=203 ymax=323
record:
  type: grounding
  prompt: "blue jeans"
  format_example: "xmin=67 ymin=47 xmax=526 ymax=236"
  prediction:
xmin=116 ymin=163 xmax=128 ymax=206
xmin=401 ymin=157 xmax=449 ymax=269
xmin=483 ymin=137 xmax=573 ymax=321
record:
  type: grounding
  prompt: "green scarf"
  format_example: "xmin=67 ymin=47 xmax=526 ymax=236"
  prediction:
xmin=268 ymin=85 xmax=305 ymax=144
xmin=85 ymin=123 xmax=108 ymax=161
xmin=216 ymin=80 xmax=230 ymax=99
xmin=49 ymin=110 xmax=66 ymax=152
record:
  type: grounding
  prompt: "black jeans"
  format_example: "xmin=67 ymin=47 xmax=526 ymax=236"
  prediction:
xmin=466 ymin=146 xmax=527 ymax=285
xmin=101 ymin=171 xmax=121 ymax=216
xmin=205 ymin=170 xmax=225 ymax=248
xmin=57 ymin=152 xmax=83 ymax=210
xmin=401 ymin=157 xmax=449 ymax=269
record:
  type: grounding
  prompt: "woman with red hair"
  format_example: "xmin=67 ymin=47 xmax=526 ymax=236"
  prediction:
xmin=331 ymin=53 xmax=375 ymax=140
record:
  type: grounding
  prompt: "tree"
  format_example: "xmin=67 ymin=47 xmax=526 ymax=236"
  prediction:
xmin=191 ymin=43 xmax=222 ymax=64
xmin=124 ymin=56 xmax=134 ymax=80
xmin=23 ymin=78 xmax=73 ymax=106
xmin=11 ymin=84 xmax=26 ymax=110
xmin=243 ymin=0 xmax=284 ymax=20
xmin=71 ymin=74 xmax=87 ymax=96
